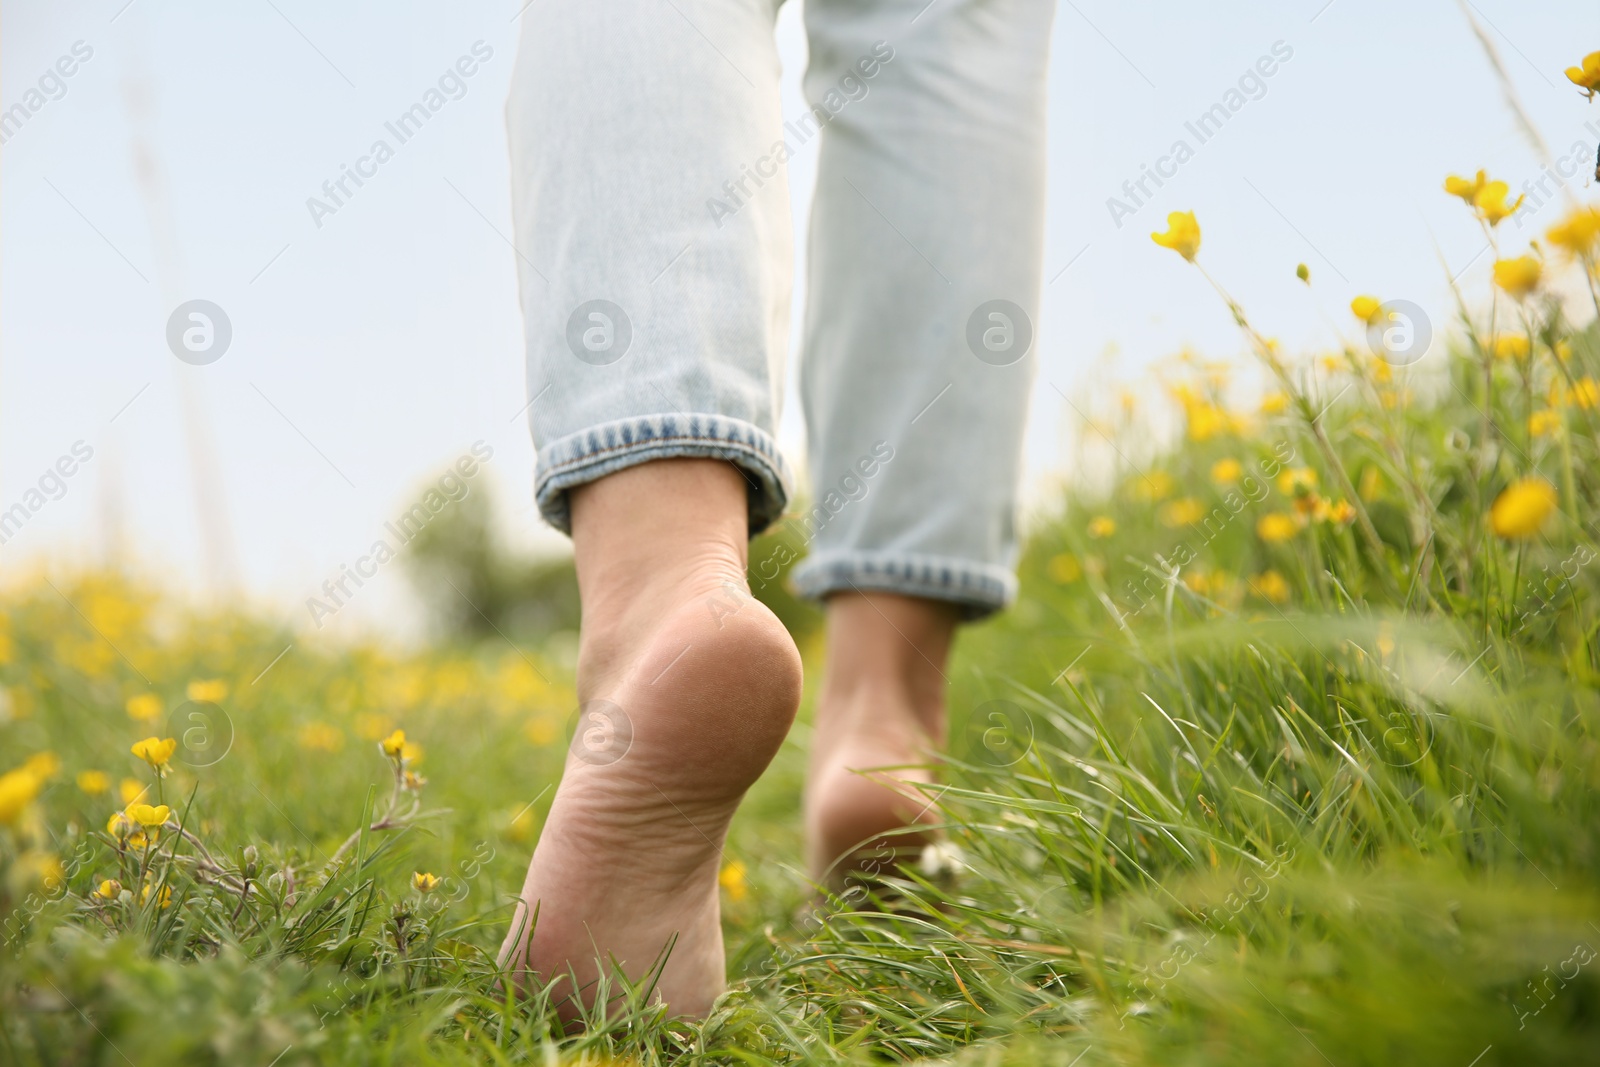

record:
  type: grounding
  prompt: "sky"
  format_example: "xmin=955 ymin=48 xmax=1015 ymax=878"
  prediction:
xmin=3 ymin=0 xmax=1598 ymax=637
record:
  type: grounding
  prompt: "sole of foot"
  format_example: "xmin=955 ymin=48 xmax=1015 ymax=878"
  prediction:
xmin=499 ymin=575 xmax=801 ymax=1020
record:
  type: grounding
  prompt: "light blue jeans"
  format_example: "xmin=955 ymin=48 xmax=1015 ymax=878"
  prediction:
xmin=508 ymin=0 xmax=1055 ymax=616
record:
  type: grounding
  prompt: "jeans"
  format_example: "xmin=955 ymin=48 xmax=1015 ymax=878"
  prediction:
xmin=508 ymin=0 xmax=1056 ymax=616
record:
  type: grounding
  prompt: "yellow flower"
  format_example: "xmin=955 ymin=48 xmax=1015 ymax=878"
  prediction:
xmin=403 ymin=770 xmax=428 ymax=791
xmin=1132 ymin=470 xmax=1176 ymax=501
xmin=1473 ymin=181 xmax=1525 ymax=227
xmin=1249 ymin=570 xmax=1292 ymax=604
xmin=125 ymin=693 xmax=163 ymax=723
xmin=1324 ymin=499 xmax=1357 ymax=526
xmin=719 ymin=860 xmax=748 ymax=903
xmin=140 ymin=882 xmax=172 ymax=909
xmin=1570 ymin=378 xmax=1600 ymax=410
xmin=1493 ymin=335 xmax=1531 ymax=361
xmin=1087 ymin=516 xmax=1117 ymax=539
xmin=186 ymin=679 xmax=228 ymax=703
xmin=93 ymin=879 xmax=122 ymax=901
xmin=298 ymin=722 xmax=344 ymax=753
xmin=119 ymin=778 xmax=148 ymax=805
xmin=380 ymin=729 xmax=407 ymax=758
xmin=1359 ymin=466 xmax=1383 ymax=501
xmin=1529 ymin=410 xmax=1562 ymax=437
xmin=105 ymin=810 xmax=133 ymax=839
xmin=1211 ymin=459 xmax=1243 ymax=484
xmin=1277 ymin=467 xmax=1318 ymax=495
xmin=1443 ymin=170 xmax=1487 ymax=206
xmin=1565 ymin=50 xmax=1600 ymax=97
xmin=1492 ymin=256 xmax=1542 ymax=299
xmin=400 ymin=741 xmax=424 ymax=765
xmin=412 ymin=871 xmax=440 ymax=893
xmin=23 ymin=752 xmax=60 ymax=780
xmin=1185 ymin=403 xmax=1230 ymax=442
xmin=1046 ymin=553 xmax=1082 ymax=583
xmin=1151 ymin=210 xmax=1201 ymax=261
xmin=125 ymin=803 xmax=171 ymax=828
xmin=1350 ymin=295 xmax=1384 ymax=324
xmin=1547 ymin=206 xmax=1600 ymax=259
xmin=0 ymin=766 xmax=45 ymax=826
xmin=1182 ymin=570 xmax=1214 ymax=596
xmin=1489 ymin=478 xmax=1557 ymax=540
xmin=130 ymin=737 xmax=177 ymax=776
xmin=1259 ymin=392 xmax=1289 ymax=415
xmin=1160 ymin=498 xmax=1207 ymax=527
xmin=77 ymin=770 xmax=110 ymax=795
xmin=1257 ymin=513 xmax=1300 ymax=543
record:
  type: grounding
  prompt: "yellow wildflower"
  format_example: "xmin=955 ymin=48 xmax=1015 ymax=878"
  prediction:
xmin=23 ymin=752 xmax=59 ymax=780
xmin=1257 ymin=513 xmax=1300 ymax=543
xmin=298 ymin=722 xmax=344 ymax=753
xmin=401 ymin=741 xmax=424 ymax=765
xmin=77 ymin=770 xmax=110 ymax=795
xmin=1547 ymin=206 xmax=1600 ymax=259
xmin=105 ymin=810 xmax=133 ymax=839
xmin=130 ymin=737 xmax=177 ymax=777
xmin=1529 ymin=410 xmax=1562 ymax=437
xmin=1489 ymin=478 xmax=1557 ymax=540
xmin=1569 ymin=378 xmax=1600 ymax=410
xmin=412 ymin=871 xmax=440 ymax=893
xmin=1132 ymin=470 xmax=1175 ymax=501
xmin=1277 ymin=467 xmax=1318 ymax=495
xmin=354 ymin=713 xmax=394 ymax=742
xmin=1473 ymin=181 xmax=1524 ymax=227
xmin=1324 ymin=499 xmax=1357 ymax=526
xmin=380 ymin=729 xmax=407 ymax=758
xmin=1151 ymin=211 xmax=1201 ymax=261
xmin=1493 ymin=335 xmax=1531 ymax=360
xmin=1160 ymin=498 xmax=1207 ymax=527
xmin=1211 ymin=458 xmax=1243 ymax=484
xmin=1350 ymin=295 xmax=1383 ymax=324
xmin=125 ymin=802 xmax=171 ymax=828
xmin=403 ymin=770 xmax=427 ymax=791
xmin=1259 ymin=392 xmax=1289 ymax=415
xmin=1443 ymin=170 xmax=1487 ymax=206
xmin=1046 ymin=553 xmax=1082 ymax=583
xmin=1087 ymin=516 xmax=1117 ymax=539
xmin=0 ymin=766 xmax=45 ymax=826
xmin=93 ymin=879 xmax=122 ymax=901
xmin=140 ymin=883 xmax=172 ymax=909
xmin=186 ymin=679 xmax=228 ymax=703
xmin=1565 ymin=50 xmax=1600 ymax=97
xmin=719 ymin=861 xmax=749 ymax=903
xmin=119 ymin=778 xmax=147 ymax=805
xmin=1249 ymin=571 xmax=1292 ymax=605
xmin=125 ymin=693 xmax=163 ymax=723
xmin=1492 ymin=256 xmax=1542 ymax=299
xmin=1359 ymin=466 xmax=1383 ymax=501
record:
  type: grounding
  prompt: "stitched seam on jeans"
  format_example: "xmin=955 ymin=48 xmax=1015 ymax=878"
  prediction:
xmin=540 ymin=433 xmax=781 ymax=476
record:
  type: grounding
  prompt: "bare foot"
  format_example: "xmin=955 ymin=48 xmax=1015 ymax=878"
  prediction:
xmin=804 ymin=593 xmax=958 ymax=891
xmin=498 ymin=460 xmax=802 ymax=1018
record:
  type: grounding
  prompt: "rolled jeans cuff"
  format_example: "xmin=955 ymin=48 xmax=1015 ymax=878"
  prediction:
xmin=534 ymin=413 xmax=792 ymax=536
xmin=790 ymin=550 xmax=1018 ymax=620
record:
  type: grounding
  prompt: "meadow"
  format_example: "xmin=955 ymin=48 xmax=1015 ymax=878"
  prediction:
xmin=4 ymin=50 xmax=1600 ymax=1067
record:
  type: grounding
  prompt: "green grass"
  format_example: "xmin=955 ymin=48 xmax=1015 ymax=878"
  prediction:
xmin=6 ymin=229 xmax=1600 ymax=1064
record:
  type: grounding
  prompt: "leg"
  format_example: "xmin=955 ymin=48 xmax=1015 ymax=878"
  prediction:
xmin=794 ymin=0 xmax=1057 ymax=883
xmin=500 ymin=0 xmax=802 ymax=1017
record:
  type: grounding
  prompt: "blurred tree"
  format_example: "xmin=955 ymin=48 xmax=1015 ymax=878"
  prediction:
xmin=403 ymin=484 xmax=579 ymax=641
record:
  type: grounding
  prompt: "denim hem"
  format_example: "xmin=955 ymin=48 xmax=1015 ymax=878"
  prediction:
xmin=790 ymin=551 xmax=1018 ymax=620
xmin=534 ymin=413 xmax=792 ymax=536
